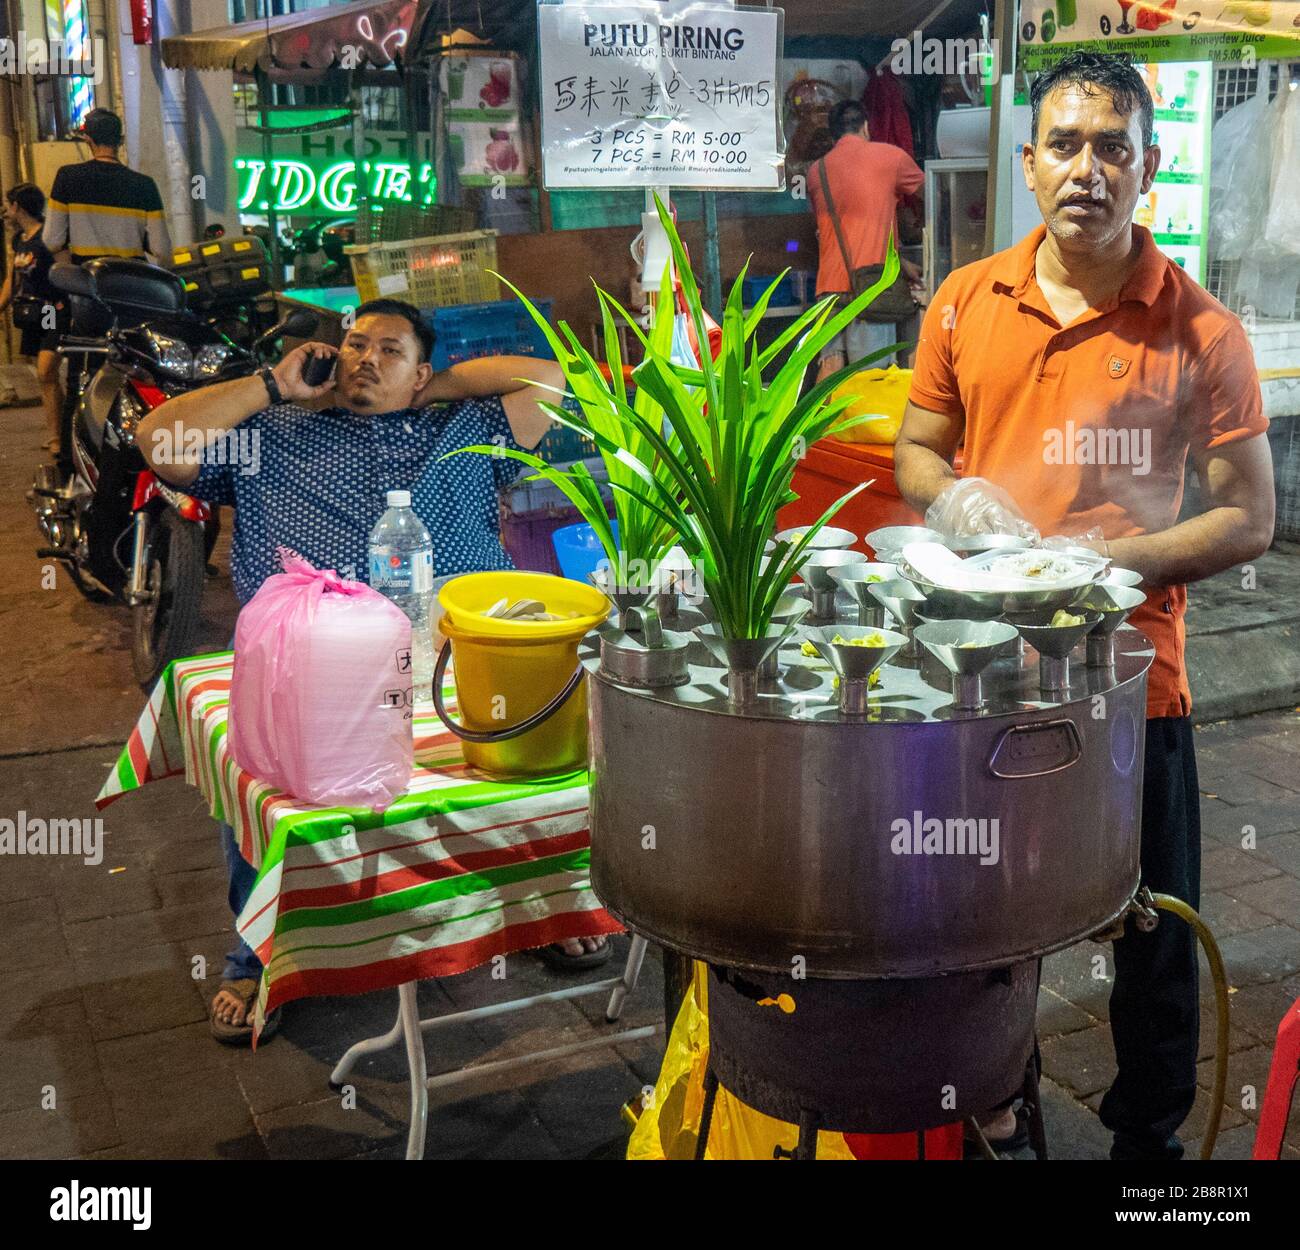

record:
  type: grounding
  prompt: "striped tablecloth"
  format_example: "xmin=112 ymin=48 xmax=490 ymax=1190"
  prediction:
xmin=97 ymin=653 xmax=620 ymax=1031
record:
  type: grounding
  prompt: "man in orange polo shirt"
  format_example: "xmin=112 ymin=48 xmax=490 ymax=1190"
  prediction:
xmin=896 ymin=52 xmax=1275 ymax=1160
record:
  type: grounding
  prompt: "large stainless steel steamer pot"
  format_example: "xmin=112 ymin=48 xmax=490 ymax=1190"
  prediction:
xmin=585 ymin=627 xmax=1153 ymax=979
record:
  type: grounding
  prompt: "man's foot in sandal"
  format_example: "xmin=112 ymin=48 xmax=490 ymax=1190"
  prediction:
xmin=537 ymin=935 xmax=613 ymax=971
xmin=209 ymin=977 xmax=280 ymax=1046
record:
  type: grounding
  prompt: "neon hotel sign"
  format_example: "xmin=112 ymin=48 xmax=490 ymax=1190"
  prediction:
xmin=234 ymin=157 xmax=435 ymax=214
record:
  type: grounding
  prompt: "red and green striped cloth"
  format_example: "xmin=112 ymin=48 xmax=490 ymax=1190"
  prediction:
xmin=98 ymin=653 xmax=620 ymax=1035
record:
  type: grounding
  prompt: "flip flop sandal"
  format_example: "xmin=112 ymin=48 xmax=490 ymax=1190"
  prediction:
xmin=209 ymin=978 xmax=282 ymax=1046
xmin=535 ymin=938 xmax=614 ymax=972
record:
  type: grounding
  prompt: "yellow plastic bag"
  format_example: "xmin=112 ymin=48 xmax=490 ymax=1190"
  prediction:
xmin=627 ymin=962 xmax=860 ymax=1160
xmin=829 ymin=365 xmax=912 ymax=445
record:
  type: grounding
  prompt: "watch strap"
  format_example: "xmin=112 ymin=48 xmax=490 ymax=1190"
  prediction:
xmin=260 ymin=365 xmax=283 ymax=406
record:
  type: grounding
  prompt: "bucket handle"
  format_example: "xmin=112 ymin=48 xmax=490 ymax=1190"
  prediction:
xmin=431 ymin=637 xmax=585 ymax=744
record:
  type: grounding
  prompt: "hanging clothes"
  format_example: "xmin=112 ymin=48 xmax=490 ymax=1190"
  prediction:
xmin=863 ymin=68 xmax=915 ymax=157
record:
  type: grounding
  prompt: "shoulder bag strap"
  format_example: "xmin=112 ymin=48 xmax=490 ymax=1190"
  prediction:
xmin=817 ymin=158 xmax=856 ymax=286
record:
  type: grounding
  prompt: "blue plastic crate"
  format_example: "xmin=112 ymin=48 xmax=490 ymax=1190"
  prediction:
xmin=498 ymin=456 xmax=612 ymax=574
xmin=534 ymin=423 xmax=598 ymax=465
xmin=425 ymin=299 xmax=556 ymax=371
xmin=742 ymin=273 xmax=794 ymax=308
xmin=501 ymin=456 xmax=610 ymax=512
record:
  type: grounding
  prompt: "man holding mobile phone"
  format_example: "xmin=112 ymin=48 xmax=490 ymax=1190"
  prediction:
xmin=137 ymin=298 xmax=610 ymax=1044
xmin=138 ymin=298 xmax=560 ymax=597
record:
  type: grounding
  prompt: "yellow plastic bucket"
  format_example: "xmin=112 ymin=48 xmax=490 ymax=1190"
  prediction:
xmin=435 ymin=572 xmax=611 ymax=777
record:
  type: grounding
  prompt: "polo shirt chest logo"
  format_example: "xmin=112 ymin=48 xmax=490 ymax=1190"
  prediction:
xmin=1107 ymin=354 xmax=1131 ymax=379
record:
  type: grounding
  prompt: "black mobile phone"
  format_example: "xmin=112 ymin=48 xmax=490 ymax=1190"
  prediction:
xmin=302 ymin=351 xmax=336 ymax=388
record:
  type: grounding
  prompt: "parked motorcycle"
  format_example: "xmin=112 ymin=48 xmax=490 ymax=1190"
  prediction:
xmin=28 ymin=257 xmax=316 ymax=687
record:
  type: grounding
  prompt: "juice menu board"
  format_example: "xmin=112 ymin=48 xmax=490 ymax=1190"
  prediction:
xmin=1020 ymin=0 xmax=1300 ymax=67
xmin=1132 ymin=61 xmax=1211 ymax=285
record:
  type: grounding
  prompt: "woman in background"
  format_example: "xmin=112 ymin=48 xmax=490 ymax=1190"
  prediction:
xmin=0 ymin=183 xmax=67 ymax=460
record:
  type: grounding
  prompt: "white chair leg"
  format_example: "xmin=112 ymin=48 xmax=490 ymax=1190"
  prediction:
xmin=400 ymin=981 xmax=429 ymax=1160
xmin=606 ymin=932 xmax=648 ymax=1022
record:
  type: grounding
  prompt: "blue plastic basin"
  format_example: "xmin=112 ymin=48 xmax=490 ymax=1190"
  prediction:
xmin=552 ymin=521 xmax=619 ymax=584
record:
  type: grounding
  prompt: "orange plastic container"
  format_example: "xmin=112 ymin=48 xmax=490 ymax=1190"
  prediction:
xmin=780 ymin=440 xmax=966 ymax=551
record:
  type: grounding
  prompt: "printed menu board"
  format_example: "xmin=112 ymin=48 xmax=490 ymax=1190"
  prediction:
xmin=537 ymin=1 xmax=785 ymax=190
xmin=1020 ymin=0 xmax=1300 ymax=67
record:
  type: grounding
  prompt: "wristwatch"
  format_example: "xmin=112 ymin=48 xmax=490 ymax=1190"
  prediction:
xmin=260 ymin=365 xmax=283 ymax=406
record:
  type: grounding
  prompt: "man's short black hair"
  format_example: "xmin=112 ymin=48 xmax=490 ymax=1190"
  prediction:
xmin=6 ymin=182 xmax=45 ymax=221
xmin=1029 ymin=51 xmax=1153 ymax=148
xmin=352 ymin=298 xmax=435 ymax=363
xmin=829 ymin=100 xmax=868 ymax=141
xmin=80 ymin=107 xmax=124 ymax=149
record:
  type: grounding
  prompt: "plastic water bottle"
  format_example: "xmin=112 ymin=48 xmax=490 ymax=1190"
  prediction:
xmin=368 ymin=490 xmax=435 ymax=705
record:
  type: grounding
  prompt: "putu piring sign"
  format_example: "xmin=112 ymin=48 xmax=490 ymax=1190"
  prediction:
xmin=538 ymin=1 xmax=784 ymax=190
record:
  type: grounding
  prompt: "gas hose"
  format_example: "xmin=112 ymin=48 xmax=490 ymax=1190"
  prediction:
xmin=1149 ymin=892 xmax=1230 ymax=1161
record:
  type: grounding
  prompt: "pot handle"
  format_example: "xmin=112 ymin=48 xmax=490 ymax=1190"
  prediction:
xmin=987 ymin=719 xmax=1082 ymax=779
xmin=623 ymin=604 xmax=663 ymax=647
xmin=431 ymin=636 xmax=585 ymax=745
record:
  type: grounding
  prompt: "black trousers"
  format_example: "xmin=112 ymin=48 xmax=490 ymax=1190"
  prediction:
xmin=1098 ymin=716 xmax=1202 ymax=1159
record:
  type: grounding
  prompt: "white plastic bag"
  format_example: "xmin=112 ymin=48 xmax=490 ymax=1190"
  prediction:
xmin=1263 ymin=82 xmax=1300 ymax=257
xmin=1237 ymin=253 xmax=1300 ymax=320
xmin=1209 ymin=86 xmax=1272 ymax=262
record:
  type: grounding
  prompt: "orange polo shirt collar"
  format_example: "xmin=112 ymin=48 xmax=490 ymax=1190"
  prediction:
xmin=992 ymin=224 xmax=1168 ymax=315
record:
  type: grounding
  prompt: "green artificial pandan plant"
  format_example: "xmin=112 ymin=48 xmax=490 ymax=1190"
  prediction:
xmin=450 ymin=196 xmax=903 ymax=639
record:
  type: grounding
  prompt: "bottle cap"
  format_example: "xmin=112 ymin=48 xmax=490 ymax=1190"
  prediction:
xmin=386 ymin=490 xmax=412 ymax=508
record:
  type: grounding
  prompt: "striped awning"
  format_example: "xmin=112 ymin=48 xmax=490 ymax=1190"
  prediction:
xmin=160 ymin=0 xmax=416 ymax=73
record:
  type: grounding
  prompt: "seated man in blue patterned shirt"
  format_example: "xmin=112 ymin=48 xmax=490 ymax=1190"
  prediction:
xmin=138 ymin=298 xmax=609 ymax=1044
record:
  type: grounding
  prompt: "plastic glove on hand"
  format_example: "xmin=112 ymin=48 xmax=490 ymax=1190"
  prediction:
xmin=925 ymin=478 xmax=1040 ymax=542
xmin=1042 ymin=528 xmax=1105 ymax=555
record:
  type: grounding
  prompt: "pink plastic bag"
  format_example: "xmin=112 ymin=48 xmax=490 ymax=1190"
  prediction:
xmin=228 ymin=551 xmax=413 ymax=810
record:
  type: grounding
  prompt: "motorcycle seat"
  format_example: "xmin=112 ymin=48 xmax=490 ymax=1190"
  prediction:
xmin=86 ymin=258 xmax=188 ymax=315
xmin=53 ymin=258 xmax=188 ymax=327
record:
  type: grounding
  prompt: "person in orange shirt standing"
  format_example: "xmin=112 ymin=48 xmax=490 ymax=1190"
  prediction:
xmin=808 ymin=100 xmax=924 ymax=384
xmin=896 ymin=52 xmax=1275 ymax=1160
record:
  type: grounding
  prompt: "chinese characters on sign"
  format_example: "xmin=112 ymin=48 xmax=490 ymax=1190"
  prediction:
xmin=538 ymin=2 xmax=784 ymax=190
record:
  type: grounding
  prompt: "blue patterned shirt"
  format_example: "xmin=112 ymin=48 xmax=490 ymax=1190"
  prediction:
xmin=190 ymin=397 xmax=524 ymax=603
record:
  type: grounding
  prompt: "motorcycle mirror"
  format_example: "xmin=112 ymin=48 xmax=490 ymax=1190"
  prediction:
xmin=253 ymin=308 xmax=318 ymax=355
xmin=279 ymin=309 xmax=319 ymax=339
